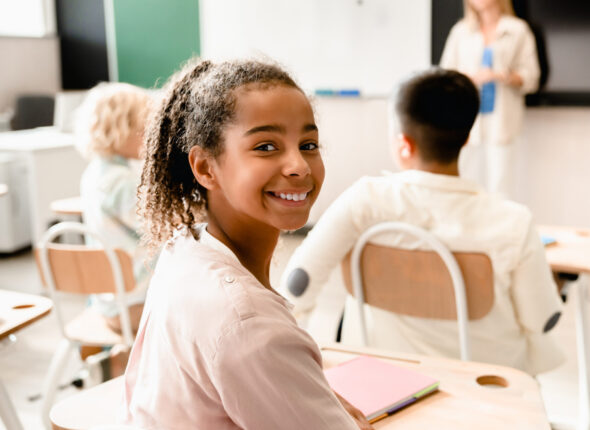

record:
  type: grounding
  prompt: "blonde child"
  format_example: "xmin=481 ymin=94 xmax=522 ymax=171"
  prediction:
xmin=122 ymin=59 xmax=372 ymax=429
xmin=75 ymin=82 xmax=154 ymax=373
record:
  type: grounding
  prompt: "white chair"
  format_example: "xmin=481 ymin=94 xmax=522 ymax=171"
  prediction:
xmin=36 ymin=222 xmax=136 ymax=429
xmin=341 ymin=221 xmax=495 ymax=361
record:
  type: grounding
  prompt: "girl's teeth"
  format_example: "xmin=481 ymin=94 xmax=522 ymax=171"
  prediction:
xmin=275 ymin=192 xmax=307 ymax=201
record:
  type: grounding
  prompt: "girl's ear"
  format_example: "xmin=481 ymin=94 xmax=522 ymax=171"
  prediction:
xmin=189 ymin=146 xmax=217 ymax=190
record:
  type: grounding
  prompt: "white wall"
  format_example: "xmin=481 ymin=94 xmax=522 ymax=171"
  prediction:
xmin=514 ymin=107 xmax=590 ymax=227
xmin=0 ymin=36 xmax=61 ymax=113
xmin=309 ymin=96 xmax=394 ymax=222
xmin=199 ymin=0 xmax=431 ymax=97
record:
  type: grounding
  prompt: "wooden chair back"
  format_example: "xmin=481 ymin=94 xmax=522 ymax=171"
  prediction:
xmin=35 ymin=244 xmax=135 ymax=295
xmin=341 ymin=244 xmax=494 ymax=320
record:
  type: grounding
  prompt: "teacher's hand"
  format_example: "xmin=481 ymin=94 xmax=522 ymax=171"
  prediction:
xmin=501 ymin=71 xmax=524 ymax=88
xmin=471 ymin=67 xmax=496 ymax=86
xmin=334 ymin=390 xmax=375 ymax=430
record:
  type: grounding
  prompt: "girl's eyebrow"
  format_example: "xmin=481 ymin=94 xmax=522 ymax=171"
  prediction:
xmin=243 ymin=123 xmax=318 ymax=137
xmin=244 ymin=124 xmax=285 ymax=136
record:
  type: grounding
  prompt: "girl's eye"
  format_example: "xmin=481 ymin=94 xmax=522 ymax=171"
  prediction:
xmin=254 ymin=143 xmax=277 ymax=152
xmin=300 ymin=142 xmax=319 ymax=151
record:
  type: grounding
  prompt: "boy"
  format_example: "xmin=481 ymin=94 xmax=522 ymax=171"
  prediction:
xmin=280 ymin=69 xmax=563 ymax=375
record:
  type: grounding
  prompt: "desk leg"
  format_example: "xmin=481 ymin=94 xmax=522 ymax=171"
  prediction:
xmin=575 ymin=274 xmax=590 ymax=430
xmin=0 ymin=380 xmax=24 ymax=430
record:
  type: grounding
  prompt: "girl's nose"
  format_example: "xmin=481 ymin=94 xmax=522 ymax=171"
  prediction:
xmin=283 ymin=149 xmax=311 ymax=177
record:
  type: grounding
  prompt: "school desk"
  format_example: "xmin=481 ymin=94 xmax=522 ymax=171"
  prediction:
xmin=50 ymin=196 xmax=84 ymax=244
xmin=539 ymin=224 xmax=590 ymax=430
xmin=0 ymin=289 xmax=53 ymax=430
xmin=50 ymin=196 xmax=83 ymax=218
xmin=48 ymin=344 xmax=549 ymax=430
xmin=321 ymin=344 xmax=549 ymax=429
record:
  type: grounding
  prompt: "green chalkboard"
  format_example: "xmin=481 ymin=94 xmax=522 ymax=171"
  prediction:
xmin=113 ymin=0 xmax=200 ymax=88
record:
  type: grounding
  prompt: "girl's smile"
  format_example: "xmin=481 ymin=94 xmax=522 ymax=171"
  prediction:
xmin=267 ymin=190 xmax=311 ymax=204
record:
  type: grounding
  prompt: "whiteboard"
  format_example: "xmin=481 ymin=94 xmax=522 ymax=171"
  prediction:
xmin=199 ymin=0 xmax=431 ymax=97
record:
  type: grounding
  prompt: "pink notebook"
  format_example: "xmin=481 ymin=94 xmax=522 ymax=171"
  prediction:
xmin=324 ymin=355 xmax=439 ymax=423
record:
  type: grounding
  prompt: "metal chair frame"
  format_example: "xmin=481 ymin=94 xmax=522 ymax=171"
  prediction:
xmin=349 ymin=221 xmax=471 ymax=361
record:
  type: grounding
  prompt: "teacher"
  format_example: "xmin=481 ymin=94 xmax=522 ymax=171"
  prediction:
xmin=440 ymin=0 xmax=540 ymax=197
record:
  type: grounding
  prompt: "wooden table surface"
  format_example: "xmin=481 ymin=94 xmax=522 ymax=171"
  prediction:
xmin=0 ymin=289 xmax=53 ymax=340
xmin=322 ymin=344 xmax=549 ymax=430
xmin=50 ymin=196 xmax=83 ymax=217
xmin=49 ymin=344 xmax=549 ymax=430
xmin=539 ymin=225 xmax=590 ymax=274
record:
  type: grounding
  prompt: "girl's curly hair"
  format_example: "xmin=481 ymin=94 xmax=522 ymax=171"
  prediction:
xmin=139 ymin=58 xmax=301 ymax=250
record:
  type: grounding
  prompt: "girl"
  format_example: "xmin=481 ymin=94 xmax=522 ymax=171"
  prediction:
xmin=122 ymin=59 xmax=372 ymax=429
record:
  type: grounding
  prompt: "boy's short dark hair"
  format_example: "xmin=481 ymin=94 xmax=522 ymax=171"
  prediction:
xmin=395 ymin=68 xmax=479 ymax=164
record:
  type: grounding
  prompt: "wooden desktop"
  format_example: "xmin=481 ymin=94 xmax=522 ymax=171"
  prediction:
xmin=49 ymin=344 xmax=549 ymax=430
xmin=50 ymin=196 xmax=83 ymax=218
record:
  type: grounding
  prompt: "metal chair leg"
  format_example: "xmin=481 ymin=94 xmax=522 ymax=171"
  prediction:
xmin=40 ymin=338 xmax=75 ymax=429
xmin=0 ymin=379 xmax=24 ymax=430
xmin=575 ymin=275 xmax=590 ymax=430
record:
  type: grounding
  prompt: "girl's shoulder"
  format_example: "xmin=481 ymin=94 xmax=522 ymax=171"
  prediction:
xmin=152 ymin=230 xmax=294 ymax=336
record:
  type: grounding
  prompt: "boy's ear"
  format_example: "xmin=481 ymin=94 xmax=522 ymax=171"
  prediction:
xmin=189 ymin=146 xmax=217 ymax=190
xmin=398 ymin=133 xmax=414 ymax=159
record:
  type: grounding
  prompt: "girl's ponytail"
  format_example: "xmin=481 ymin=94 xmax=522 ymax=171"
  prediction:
xmin=139 ymin=60 xmax=211 ymax=251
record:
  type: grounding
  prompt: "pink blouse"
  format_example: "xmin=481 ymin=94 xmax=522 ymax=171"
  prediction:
xmin=122 ymin=226 xmax=357 ymax=429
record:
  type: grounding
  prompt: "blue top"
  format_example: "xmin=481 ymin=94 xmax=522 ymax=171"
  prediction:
xmin=480 ymin=47 xmax=495 ymax=114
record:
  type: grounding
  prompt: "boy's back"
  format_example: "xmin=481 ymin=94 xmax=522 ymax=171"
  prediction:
xmin=281 ymin=170 xmax=563 ymax=375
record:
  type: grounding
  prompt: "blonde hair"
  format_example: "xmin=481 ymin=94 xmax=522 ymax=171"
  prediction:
xmin=462 ymin=0 xmax=515 ymax=27
xmin=75 ymin=82 xmax=153 ymax=159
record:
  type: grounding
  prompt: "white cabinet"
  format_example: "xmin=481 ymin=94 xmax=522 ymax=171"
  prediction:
xmin=0 ymin=153 xmax=31 ymax=251
xmin=0 ymin=127 xmax=87 ymax=246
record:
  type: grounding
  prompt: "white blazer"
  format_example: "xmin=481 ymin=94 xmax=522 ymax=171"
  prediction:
xmin=280 ymin=171 xmax=564 ymax=375
xmin=440 ymin=16 xmax=540 ymax=145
